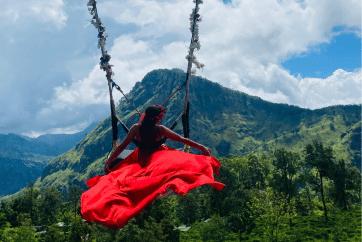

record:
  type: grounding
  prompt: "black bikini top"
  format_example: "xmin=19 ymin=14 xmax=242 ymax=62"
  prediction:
xmin=133 ymin=137 xmax=166 ymax=150
xmin=134 ymin=125 xmax=167 ymax=150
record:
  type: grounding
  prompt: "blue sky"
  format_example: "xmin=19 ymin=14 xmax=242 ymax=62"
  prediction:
xmin=282 ymin=31 xmax=361 ymax=79
xmin=0 ymin=0 xmax=360 ymax=136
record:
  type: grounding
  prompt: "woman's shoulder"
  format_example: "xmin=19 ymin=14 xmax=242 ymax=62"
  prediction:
xmin=132 ymin=124 xmax=140 ymax=128
xmin=129 ymin=124 xmax=140 ymax=132
xmin=157 ymin=125 xmax=166 ymax=133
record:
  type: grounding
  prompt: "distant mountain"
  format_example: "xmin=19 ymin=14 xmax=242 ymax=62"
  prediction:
xmin=33 ymin=122 xmax=98 ymax=154
xmin=0 ymin=122 xmax=98 ymax=196
xmin=29 ymin=68 xmax=360 ymax=195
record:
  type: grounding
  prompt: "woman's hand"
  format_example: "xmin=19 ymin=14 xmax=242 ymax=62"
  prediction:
xmin=199 ymin=145 xmax=211 ymax=156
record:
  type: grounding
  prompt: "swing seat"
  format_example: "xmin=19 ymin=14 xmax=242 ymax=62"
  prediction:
xmin=108 ymin=149 xmax=134 ymax=171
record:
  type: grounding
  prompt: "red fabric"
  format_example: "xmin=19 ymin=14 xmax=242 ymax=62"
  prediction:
xmin=153 ymin=105 xmax=166 ymax=123
xmin=81 ymin=145 xmax=225 ymax=228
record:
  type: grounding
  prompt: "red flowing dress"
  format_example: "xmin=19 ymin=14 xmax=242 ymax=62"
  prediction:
xmin=81 ymin=145 xmax=225 ymax=228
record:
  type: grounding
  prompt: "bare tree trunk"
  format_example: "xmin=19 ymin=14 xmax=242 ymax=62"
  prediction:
xmin=288 ymin=195 xmax=292 ymax=228
xmin=319 ymin=172 xmax=328 ymax=221
xmin=341 ymin=189 xmax=348 ymax=210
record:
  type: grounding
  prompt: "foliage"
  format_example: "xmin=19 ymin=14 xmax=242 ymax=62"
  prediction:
xmin=297 ymin=186 xmax=315 ymax=216
xmin=224 ymin=188 xmax=255 ymax=240
xmin=304 ymin=141 xmax=334 ymax=221
xmin=0 ymin=201 xmax=16 ymax=227
xmin=328 ymin=159 xmax=361 ymax=210
xmin=1 ymin=214 xmax=38 ymax=242
xmin=65 ymin=185 xmax=83 ymax=218
xmin=135 ymin=196 xmax=180 ymax=242
xmin=138 ymin=216 xmax=167 ymax=242
xmin=251 ymin=188 xmax=292 ymax=242
xmin=245 ymin=154 xmax=270 ymax=190
xmin=90 ymin=223 xmax=118 ymax=242
xmin=41 ymin=224 xmax=66 ymax=242
xmin=0 ymin=213 xmax=7 ymax=230
xmin=0 ymin=137 xmax=361 ymax=241
xmin=270 ymin=148 xmax=302 ymax=227
xmin=270 ymin=148 xmax=301 ymax=198
xmin=38 ymin=186 xmax=62 ymax=227
xmin=199 ymin=215 xmax=229 ymax=242
xmin=248 ymin=207 xmax=361 ymax=242
xmin=67 ymin=214 xmax=92 ymax=242
xmin=116 ymin=218 xmax=142 ymax=242
xmin=177 ymin=191 xmax=203 ymax=225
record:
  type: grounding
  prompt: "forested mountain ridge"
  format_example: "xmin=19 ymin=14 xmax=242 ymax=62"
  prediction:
xmin=0 ymin=122 xmax=98 ymax=196
xmin=33 ymin=122 xmax=98 ymax=149
xmin=0 ymin=133 xmax=56 ymax=196
xmin=25 ymin=68 xmax=361 ymax=195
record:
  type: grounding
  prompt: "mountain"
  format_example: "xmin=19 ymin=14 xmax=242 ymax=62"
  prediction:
xmin=25 ymin=68 xmax=360 ymax=195
xmin=0 ymin=122 xmax=98 ymax=196
xmin=33 ymin=122 xmax=98 ymax=154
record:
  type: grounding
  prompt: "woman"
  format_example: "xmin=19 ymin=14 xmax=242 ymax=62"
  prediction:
xmin=81 ymin=105 xmax=225 ymax=228
xmin=106 ymin=105 xmax=212 ymax=171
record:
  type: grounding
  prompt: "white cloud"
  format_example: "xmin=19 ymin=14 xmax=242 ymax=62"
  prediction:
xmin=99 ymin=0 xmax=192 ymax=36
xmin=0 ymin=0 xmax=68 ymax=28
xmin=41 ymin=35 xmax=188 ymax=112
xmin=42 ymin=65 xmax=109 ymax=111
xmin=298 ymin=69 xmax=362 ymax=109
xmin=22 ymin=120 xmax=91 ymax=138
xmin=307 ymin=0 xmax=361 ymax=33
xmin=40 ymin=0 xmax=361 ymax=132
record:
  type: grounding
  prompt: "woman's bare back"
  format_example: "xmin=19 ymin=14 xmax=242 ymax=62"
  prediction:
xmin=134 ymin=124 xmax=163 ymax=143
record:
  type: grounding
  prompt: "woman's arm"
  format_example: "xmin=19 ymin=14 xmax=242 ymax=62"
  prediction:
xmin=159 ymin=125 xmax=211 ymax=156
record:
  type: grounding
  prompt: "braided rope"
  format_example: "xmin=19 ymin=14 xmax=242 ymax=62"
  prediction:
xmin=87 ymin=0 xmax=141 ymax=115
xmin=183 ymin=0 xmax=204 ymax=152
xmin=185 ymin=0 xmax=205 ymax=74
xmin=184 ymin=0 xmax=204 ymax=115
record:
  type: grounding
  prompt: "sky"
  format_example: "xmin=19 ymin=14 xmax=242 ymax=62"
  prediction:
xmin=0 ymin=0 xmax=360 ymax=137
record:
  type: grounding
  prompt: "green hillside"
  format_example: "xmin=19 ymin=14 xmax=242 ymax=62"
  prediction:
xmin=25 ymin=68 xmax=360 ymax=193
xmin=0 ymin=123 xmax=98 ymax=197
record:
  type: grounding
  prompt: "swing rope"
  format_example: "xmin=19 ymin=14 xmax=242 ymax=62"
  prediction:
xmin=161 ymin=81 xmax=187 ymax=107
xmin=87 ymin=0 xmax=204 ymax=152
xmin=183 ymin=0 xmax=204 ymax=151
xmin=87 ymin=0 xmax=141 ymax=116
